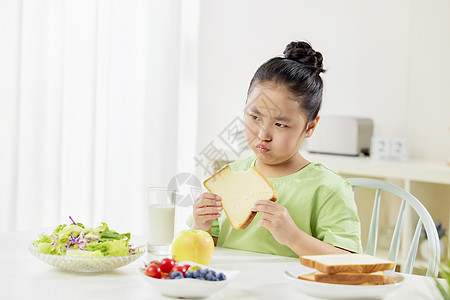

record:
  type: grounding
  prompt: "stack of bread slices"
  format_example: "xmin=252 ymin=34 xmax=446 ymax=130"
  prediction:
xmin=299 ymin=254 xmax=396 ymax=285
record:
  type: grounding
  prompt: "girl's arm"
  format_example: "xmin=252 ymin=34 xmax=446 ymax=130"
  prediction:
xmin=285 ymin=227 xmax=350 ymax=255
xmin=252 ymin=200 xmax=350 ymax=256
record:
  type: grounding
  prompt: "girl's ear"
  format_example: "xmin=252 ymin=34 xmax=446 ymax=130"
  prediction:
xmin=305 ymin=115 xmax=320 ymax=138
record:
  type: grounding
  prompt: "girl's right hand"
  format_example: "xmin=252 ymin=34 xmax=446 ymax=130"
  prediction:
xmin=191 ymin=192 xmax=222 ymax=232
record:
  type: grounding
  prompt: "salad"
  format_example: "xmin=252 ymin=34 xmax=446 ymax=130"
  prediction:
xmin=32 ymin=216 xmax=142 ymax=257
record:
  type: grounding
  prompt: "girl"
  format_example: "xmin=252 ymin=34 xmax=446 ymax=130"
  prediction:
xmin=190 ymin=41 xmax=362 ymax=257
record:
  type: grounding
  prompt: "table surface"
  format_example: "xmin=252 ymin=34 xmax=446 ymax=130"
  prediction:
xmin=0 ymin=228 xmax=445 ymax=300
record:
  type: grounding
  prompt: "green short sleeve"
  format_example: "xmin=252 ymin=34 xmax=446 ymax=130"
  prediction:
xmin=313 ymin=184 xmax=363 ymax=253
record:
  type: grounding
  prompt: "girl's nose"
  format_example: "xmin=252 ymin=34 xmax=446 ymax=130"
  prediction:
xmin=258 ymin=125 xmax=272 ymax=142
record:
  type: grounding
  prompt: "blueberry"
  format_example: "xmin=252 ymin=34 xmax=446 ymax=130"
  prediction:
xmin=185 ymin=271 xmax=193 ymax=278
xmin=171 ymin=271 xmax=183 ymax=279
xmin=205 ymin=273 xmax=214 ymax=281
xmin=217 ymin=273 xmax=226 ymax=281
xmin=199 ymin=269 xmax=207 ymax=277
xmin=210 ymin=270 xmax=217 ymax=277
xmin=193 ymin=269 xmax=202 ymax=278
xmin=197 ymin=277 xmax=205 ymax=280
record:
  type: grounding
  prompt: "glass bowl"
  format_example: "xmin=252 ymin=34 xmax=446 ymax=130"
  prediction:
xmin=29 ymin=244 xmax=144 ymax=272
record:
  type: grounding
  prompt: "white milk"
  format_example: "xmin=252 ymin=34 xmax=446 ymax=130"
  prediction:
xmin=147 ymin=205 xmax=175 ymax=246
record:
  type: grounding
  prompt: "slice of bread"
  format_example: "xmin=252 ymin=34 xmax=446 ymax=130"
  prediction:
xmin=298 ymin=271 xmax=394 ymax=285
xmin=203 ymin=165 xmax=277 ymax=230
xmin=314 ymin=271 xmax=389 ymax=285
xmin=300 ymin=254 xmax=396 ymax=274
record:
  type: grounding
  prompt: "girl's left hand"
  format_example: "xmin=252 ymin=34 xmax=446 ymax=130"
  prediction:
xmin=251 ymin=200 xmax=299 ymax=246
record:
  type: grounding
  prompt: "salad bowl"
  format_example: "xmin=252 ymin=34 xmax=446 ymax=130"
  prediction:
xmin=29 ymin=244 xmax=144 ymax=272
xmin=29 ymin=218 xmax=144 ymax=272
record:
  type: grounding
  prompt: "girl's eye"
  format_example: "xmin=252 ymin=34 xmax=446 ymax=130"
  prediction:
xmin=275 ymin=123 xmax=287 ymax=128
xmin=250 ymin=114 xmax=260 ymax=121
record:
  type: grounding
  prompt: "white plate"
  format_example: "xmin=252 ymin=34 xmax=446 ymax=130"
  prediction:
xmin=136 ymin=261 xmax=239 ymax=299
xmin=29 ymin=244 xmax=144 ymax=272
xmin=284 ymin=266 xmax=405 ymax=300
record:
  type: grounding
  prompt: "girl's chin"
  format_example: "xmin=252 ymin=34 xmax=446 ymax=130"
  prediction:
xmin=254 ymin=151 xmax=277 ymax=163
xmin=254 ymin=150 xmax=299 ymax=166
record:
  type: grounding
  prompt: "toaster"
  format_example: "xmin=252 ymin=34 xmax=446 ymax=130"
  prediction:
xmin=306 ymin=116 xmax=374 ymax=156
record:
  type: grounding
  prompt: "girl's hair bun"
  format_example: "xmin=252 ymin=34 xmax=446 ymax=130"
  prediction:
xmin=283 ymin=41 xmax=324 ymax=72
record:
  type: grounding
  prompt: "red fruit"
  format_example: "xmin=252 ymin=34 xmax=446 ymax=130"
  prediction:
xmin=144 ymin=264 xmax=162 ymax=279
xmin=172 ymin=264 xmax=190 ymax=276
xmin=144 ymin=260 xmax=160 ymax=268
xmin=181 ymin=264 xmax=191 ymax=274
xmin=171 ymin=265 xmax=183 ymax=274
xmin=160 ymin=258 xmax=177 ymax=273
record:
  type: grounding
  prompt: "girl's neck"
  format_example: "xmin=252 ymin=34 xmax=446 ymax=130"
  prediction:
xmin=254 ymin=153 xmax=310 ymax=178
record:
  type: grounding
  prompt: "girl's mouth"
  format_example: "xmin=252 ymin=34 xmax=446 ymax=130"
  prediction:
xmin=256 ymin=143 xmax=269 ymax=153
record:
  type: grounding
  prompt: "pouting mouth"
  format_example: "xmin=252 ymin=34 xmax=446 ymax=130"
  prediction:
xmin=256 ymin=143 xmax=269 ymax=152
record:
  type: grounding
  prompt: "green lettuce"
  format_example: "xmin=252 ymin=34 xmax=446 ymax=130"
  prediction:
xmin=32 ymin=217 xmax=140 ymax=257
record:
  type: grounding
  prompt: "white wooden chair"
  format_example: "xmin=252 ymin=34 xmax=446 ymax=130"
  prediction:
xmin=348 ymin=178 xmax=440 ymax=277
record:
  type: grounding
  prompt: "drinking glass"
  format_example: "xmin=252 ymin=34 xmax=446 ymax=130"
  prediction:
xmin=147 ymin=187 xmax=176 ymax=255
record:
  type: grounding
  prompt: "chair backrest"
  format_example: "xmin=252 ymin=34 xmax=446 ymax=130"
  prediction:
xmin=348 ymin=178 xmax=440 ymax=277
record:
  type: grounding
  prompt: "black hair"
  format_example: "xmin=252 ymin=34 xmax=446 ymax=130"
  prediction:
xmin=247 ymin=41 xmax=325 ymax=123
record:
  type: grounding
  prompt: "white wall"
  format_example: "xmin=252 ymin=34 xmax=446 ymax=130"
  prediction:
xmin=194 ymin=0 xmax=450 ymax=176
xmin=406 ymin=1 xmax=450 ymax=160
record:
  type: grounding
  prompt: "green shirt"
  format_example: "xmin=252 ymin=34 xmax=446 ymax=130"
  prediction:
xmin=189 ymin=156 xmax=362 ymax=257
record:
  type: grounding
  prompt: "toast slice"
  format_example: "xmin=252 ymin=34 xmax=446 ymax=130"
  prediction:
xmin=298 ymin=271 xmax=394 ymax=285
xmin=300 ymin=254 xmax=396 ymax=274
xmin=203 ymin=165 xmax=277 ymax=230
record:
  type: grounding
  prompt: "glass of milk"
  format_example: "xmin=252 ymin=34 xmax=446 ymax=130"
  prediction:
xmin=147 ymin=187 xmax=176 ymax=255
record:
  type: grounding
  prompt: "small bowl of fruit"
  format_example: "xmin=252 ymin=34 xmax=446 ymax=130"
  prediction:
xmin=137 ymin=258 xmax=239 ymax=298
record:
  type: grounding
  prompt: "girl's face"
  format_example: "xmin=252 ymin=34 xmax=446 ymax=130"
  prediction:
xmin=244 ymin=82 xmax=318 ymax=166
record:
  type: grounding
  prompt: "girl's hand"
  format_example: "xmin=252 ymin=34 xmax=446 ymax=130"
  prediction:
xmin=251 ymin=200 xmax=299 ymax=246
xmin=191 ymin=192 xmax=222 ymax=232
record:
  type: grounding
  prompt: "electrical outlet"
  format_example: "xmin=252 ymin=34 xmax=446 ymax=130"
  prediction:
xmin=371 ymin=136 xmax=409 ymax=161
xmin=390 ymin=138 xmax=409 ymax=161
xmin=371 ymin=137 xmax=391 ymax=160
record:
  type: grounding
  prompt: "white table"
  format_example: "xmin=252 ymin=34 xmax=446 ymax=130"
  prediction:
xmin=0 ymin=229 xmax=445 ymax=300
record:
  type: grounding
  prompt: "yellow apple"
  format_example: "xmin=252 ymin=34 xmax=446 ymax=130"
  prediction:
xmin=171 ymin=230 xmax=214 ymax=265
